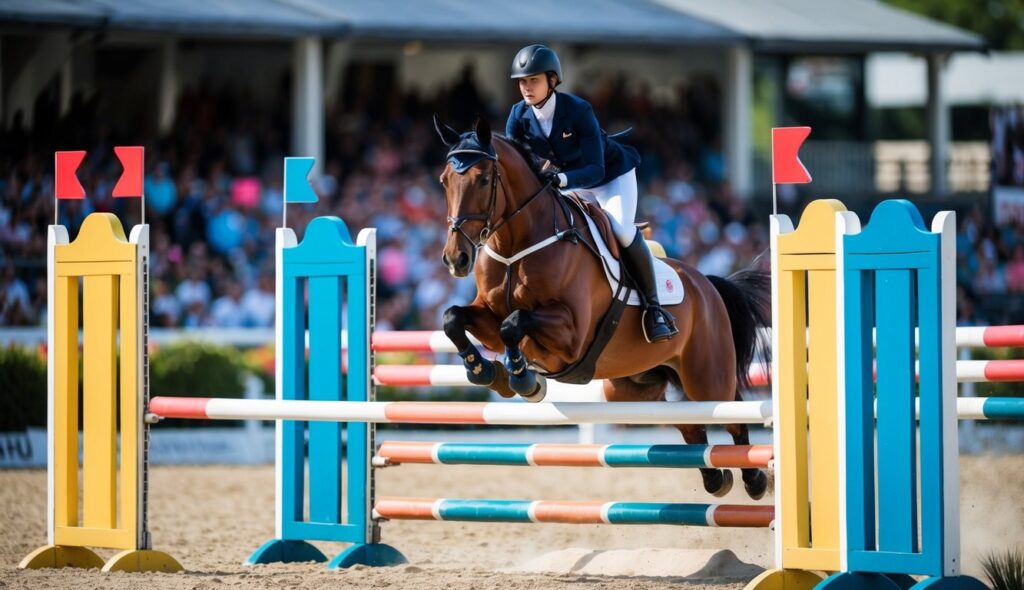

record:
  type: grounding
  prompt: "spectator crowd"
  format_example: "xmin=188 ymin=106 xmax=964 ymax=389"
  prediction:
xmin=1 ymin=69 xmax=1021 ymax=329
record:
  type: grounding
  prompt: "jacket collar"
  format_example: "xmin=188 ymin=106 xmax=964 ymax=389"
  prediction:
xmin=529 ymin=91 xmax=557 ymax=122
xmin=521 ymin=93 xmax=568 ymax=140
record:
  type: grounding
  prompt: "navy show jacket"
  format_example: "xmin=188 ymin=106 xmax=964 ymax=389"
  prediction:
xmin=505 ymin=92 xmax=640 ymax=190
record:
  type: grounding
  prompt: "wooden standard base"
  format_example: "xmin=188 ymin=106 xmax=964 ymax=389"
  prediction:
xmin=20 ymin=545 xmax=182 ymax=573
xmin=743 ymin=568 xmax=827 ymax=590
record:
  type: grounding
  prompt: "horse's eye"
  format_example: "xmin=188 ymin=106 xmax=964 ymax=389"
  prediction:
xmin=479 ymin=175 xmax=489 ymax=186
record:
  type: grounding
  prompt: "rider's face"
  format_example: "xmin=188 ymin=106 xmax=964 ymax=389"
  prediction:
xmin=519 ymin=75 xmax=549 ymax=106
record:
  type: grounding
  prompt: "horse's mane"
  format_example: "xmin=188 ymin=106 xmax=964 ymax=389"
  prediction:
xmin=494 ymin=134 xmax=546 ymax=183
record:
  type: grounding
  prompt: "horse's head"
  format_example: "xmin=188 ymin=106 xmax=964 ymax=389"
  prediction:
xmin=434 ymin=114 xmax=499 ymax=278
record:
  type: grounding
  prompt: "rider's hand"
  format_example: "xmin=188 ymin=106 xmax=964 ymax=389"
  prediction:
xmin=544 ymin=171 xmax=566 ymax=189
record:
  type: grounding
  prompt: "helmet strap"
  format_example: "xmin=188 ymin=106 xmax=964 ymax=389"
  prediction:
xmin=532 ymin=76 xmax=557 ymax=109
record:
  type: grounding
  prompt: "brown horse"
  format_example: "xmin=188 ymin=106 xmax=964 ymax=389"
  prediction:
xmin=435 ymin=116 xmax=771 ymax=499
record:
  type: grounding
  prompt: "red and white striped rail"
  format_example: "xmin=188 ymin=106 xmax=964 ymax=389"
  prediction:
xmin=149 ymin=397 xmax=774 ymax=425
xmin=747 ymin=359 xmax=1024 ymax=387
xmin=147 ymin=396 xmax=1024 ymax=425
xmin=371 ymin=331 xmax=482 ymax=353
xmin=373 ymin=360 xmax=1024 ymax=388
xmin=370 ymin=326 xmax=1024 ymax=354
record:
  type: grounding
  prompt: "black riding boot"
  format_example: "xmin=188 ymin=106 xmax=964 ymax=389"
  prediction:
xmin=621 ymin=232 xmax=678 ymax=343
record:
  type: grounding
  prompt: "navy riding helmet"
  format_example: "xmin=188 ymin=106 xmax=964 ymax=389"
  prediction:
xmin=510 ymin=44 xmax=562 ymax=85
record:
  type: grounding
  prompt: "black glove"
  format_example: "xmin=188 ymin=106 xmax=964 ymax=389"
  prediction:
xmin=543 ymin=170 xmax=564 ymax=189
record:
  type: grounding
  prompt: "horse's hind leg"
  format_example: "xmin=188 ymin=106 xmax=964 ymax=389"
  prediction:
xmin=724 ymin=393 xmax=768 ymax=500
xmin=676 ymin=424 xmax=733 ymax=497
xmin=603 ymin=371 xmax=740 ymax=495
xmin=678 ymin=379 xmax=769 ymax=500
xmin=674 ymin=335 xmax=739 ymax=498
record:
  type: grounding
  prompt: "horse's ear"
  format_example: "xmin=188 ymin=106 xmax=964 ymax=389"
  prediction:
xmin=433 ymin=113 xmax=460 ymax=146
xmin=475 ymin=116 xmax=492 ymax=148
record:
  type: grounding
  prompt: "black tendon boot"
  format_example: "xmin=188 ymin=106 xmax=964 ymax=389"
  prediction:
xmin=621 ymin=232 xmax=678 ymax=343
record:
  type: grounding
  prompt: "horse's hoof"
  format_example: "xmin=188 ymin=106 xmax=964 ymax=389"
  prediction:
xmin=520 ymin=377 xmax=547 ymax=403
xmin=489 ymin=362 xmax=517 ymax=399
xmin=744 ymin=470 xmax=769 ymax=501
xmin=507 ymin=367 xmax=538 ymax=396
xmin=707 ymin=469 xmax=733 ymax=498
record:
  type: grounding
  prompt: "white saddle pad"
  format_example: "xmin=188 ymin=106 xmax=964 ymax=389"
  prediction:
xmin=582 ymin=215 xmax=684 ymax=307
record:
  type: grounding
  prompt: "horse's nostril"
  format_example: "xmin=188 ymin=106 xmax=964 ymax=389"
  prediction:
xmin=442 ymin=253 xmax=450 ymax=266
xmin=457 ymin=252 xmax=470 ymax=269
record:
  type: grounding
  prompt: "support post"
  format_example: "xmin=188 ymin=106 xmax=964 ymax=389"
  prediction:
xmin=158 ymin=39 xmax=178 ymax=135
xmin=926 ymin=53 xmax=950 ymax=198
xmin=725 ymin=46 xmax=753 ymax=199
xmin=291 ymin=37 xmax=324 ymax=176
xmin=324 ymin=40 xmax=352 ymax=110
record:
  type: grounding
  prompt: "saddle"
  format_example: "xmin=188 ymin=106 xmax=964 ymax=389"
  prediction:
xmin=560 ymin=192 xmax=659 ymax=281
xmin=561 ymin=192 xmax=621 ymax=258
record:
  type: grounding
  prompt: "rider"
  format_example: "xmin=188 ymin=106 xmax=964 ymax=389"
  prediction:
xmin=505 ymin=44 xmax=677 ymax=343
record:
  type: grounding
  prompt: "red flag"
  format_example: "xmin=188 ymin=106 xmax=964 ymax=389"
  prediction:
xmin=771 ymin=127 xmax=812 ymax=184
xmin=113 ymin=146 xmax=144 ymax=198
xmin=55 ymin=151 xmax=87 ymax=200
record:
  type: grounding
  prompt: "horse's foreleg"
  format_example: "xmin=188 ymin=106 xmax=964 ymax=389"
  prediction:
xmin=499 ymin=309 xmax=542 ymax=398
xmin=443 ymin=304 xmax=502 ymax=387
xmin=499 ymin=304 xmax=582 ymax=401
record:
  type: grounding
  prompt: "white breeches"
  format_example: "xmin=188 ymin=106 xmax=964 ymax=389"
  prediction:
xmin=565 ymin=168 xmax=638 ymax=246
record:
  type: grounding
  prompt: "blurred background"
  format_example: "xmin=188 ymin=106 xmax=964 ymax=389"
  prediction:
xmin=1 ymin=2 xmax=1024 ymax=458
xmin=1 ymin=0 xmax=1023 ymax=331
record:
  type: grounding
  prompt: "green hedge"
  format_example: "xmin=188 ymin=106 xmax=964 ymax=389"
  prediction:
xmin=0 ymin=341 xmax=271 ymax=432
xmin=0 ymin=346 xmax=47 ymax=431
xmin=150 ymin=340 xmax=249 ymax=399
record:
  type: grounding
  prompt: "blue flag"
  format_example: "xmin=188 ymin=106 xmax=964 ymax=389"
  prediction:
xmin=284 ymin=157 xmax=317 ymax=203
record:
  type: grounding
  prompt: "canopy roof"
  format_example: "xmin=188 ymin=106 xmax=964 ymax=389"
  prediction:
xmin=1 ymin=0 xmax=985 ymax=52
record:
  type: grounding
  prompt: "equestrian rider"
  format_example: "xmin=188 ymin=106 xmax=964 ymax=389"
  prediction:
xmin=505 ymin=44 xmax=677 ymax=343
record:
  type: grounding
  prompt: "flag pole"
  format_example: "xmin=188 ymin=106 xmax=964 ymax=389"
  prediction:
xmin=53 ymin=152 xmax=59 ymax=226
xmin=770 ymin=127 xmax=778 ymax=216
xmin=771 ymin=154 xmax=777 ymax=216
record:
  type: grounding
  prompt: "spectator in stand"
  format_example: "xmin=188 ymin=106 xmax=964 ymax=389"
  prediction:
xmin=152 ymin=279 xmax=182 ymax=327
xmin=241 ymin=274 xmax=276 ymax=328
xmin=1006 ymin=244 xmax=1024 ymax=293
xmin=176 ymin=267 xmax=212 ymax=311
xmin=145 ymin=162 xmax=178 ymax=216
xmin=0 ymin=264 xmax=32 ymax=325
xmin=210 ymin=280 xmax=247 ymax=327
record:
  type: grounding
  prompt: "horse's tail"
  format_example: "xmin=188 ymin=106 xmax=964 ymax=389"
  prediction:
xmin=707 ymin=265 xmax=772 ymax=392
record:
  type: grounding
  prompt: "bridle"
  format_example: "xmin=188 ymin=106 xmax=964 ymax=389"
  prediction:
xmin=445 ymin=149 xmax=502 ymax=249
xmin=444 ymin=149 xmax=553 ymax=251
xmin=442 ymin=139 xmax=606 ymax=316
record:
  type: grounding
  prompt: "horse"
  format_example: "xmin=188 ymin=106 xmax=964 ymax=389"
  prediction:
xmin=434 ymin=115 xmax=771 ymax=500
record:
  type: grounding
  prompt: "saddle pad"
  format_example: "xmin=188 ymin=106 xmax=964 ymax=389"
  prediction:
xmin=582 ymin=215 xmax=684 ymax=307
